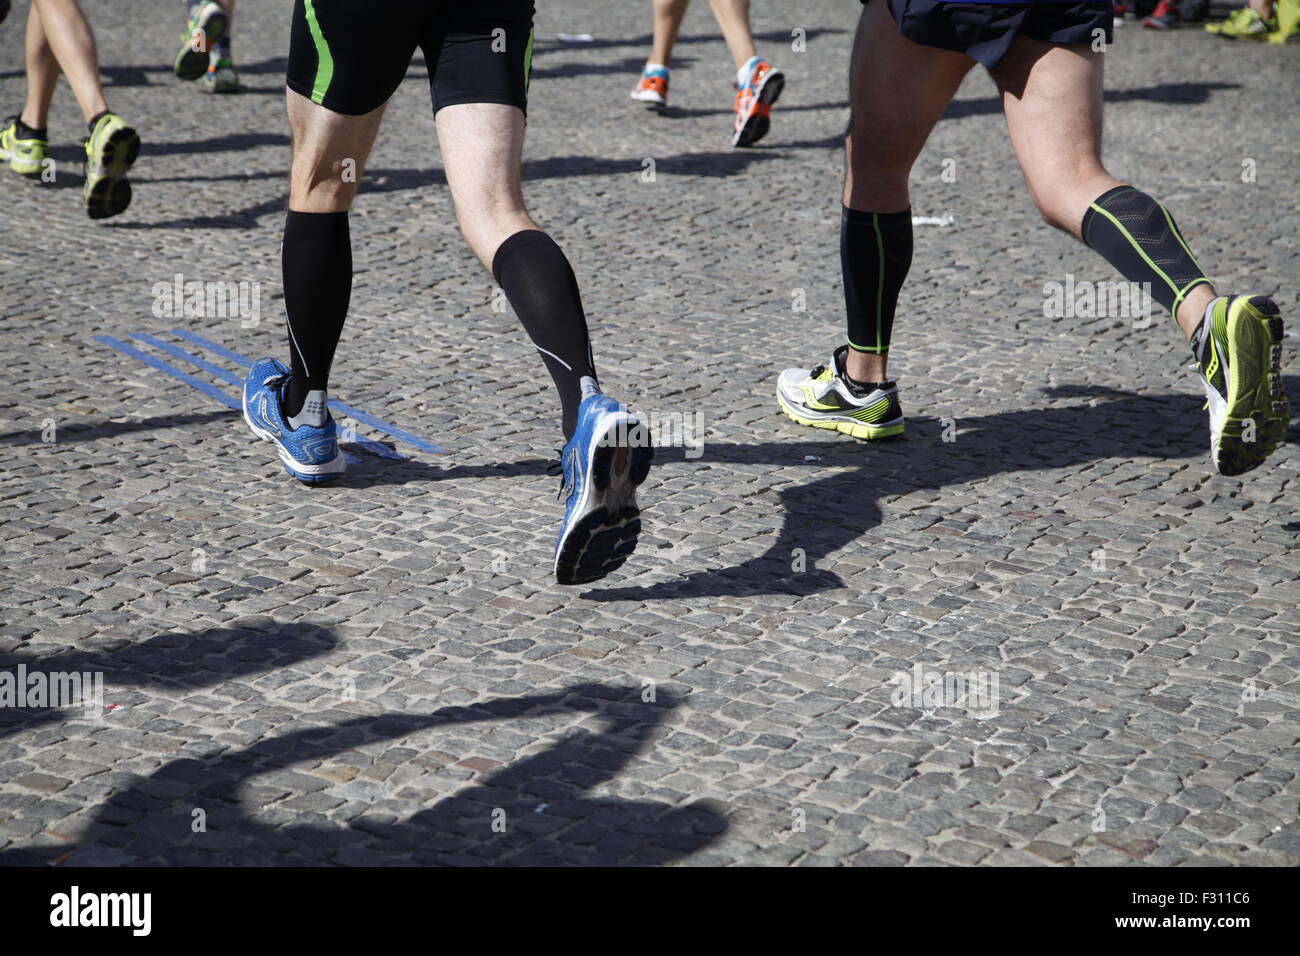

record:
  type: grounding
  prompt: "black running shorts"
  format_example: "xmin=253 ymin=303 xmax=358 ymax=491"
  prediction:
xmin=866 ymin=0 xmax=1114 ymax=69
xmin=286 ymin=0 xmax=536 ymax=116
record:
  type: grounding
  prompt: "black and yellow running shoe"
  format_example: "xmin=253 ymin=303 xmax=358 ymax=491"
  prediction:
xmin=82 ymin=112 xmax=140 ymax=220
xmin=0 ymin=115 xmax=46 ymax=176
xmin=174 ymin=1 xmax=228 ymax=81
xmin=1192 ymin=295 xmax=1288 ymax=476
xmin=776 ymin=344 xmax=904 ymax=440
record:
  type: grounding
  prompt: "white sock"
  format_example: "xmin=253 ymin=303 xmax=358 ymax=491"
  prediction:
xmin=736 ymin=56 xmax=760 ymax=88
xmin=644 ymin=61 xmax=667 ymax=75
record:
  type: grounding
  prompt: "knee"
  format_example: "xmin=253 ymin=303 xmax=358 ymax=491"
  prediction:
xmin=290 ymin=157 xmax=357 ymax=212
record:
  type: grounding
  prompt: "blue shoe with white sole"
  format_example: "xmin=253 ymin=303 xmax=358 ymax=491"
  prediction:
xmin=242 ymin=357 xmax=346 ymax=484
xmin=554 ymin=384 xmax=654 ymax=585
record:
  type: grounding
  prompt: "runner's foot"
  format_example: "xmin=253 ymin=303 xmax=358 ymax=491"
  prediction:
xmin=776 ymin=344 xmax=905 ymax=440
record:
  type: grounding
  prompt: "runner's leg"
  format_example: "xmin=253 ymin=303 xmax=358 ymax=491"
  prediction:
xmin=842 ymin=0 xmax=974 ymax=384
xmin=21 ymin=1 xmax=61 ymax=131
xmin=994 ymin=35 xmax=1213 ymax=338
xmin=437 ymin=102 xmax=597 ymax=440
xmin=280 ymin=90 xmax=385 ymax=418
xmin=29 ymin=0 xmax=108 ymax=123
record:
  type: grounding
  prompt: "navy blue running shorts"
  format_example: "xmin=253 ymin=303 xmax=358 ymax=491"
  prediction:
xmin=287 ymin=0 xmax=536 ymax=116
xmin=866 ymin=0 xmax=1114 ymax=69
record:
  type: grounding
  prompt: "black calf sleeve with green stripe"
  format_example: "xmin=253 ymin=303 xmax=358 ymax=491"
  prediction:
xmin=1081 ymin=185 xmax=1211 ymax=316
xmin=842 ymin=206 xmax=912 ymax=355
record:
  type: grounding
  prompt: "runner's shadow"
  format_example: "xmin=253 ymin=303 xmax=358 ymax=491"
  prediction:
xmin=0 ymin=620 xmax=339 ymax=741
xmin=1 ymin=685 xmax=726 ymax=866
xmin=333 ymin=455 xmax=551 ymax=488
xmin=590 ymin=388 xmax=1278 ymax=601
xmin=0 ymin=409 xmax=236 ymax=446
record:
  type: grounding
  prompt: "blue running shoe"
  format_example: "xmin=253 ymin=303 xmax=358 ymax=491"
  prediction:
xmin=554 ymin=381 xmax=654 ymax=585
xmin=242 ymin=357 xmax=346 ymax=484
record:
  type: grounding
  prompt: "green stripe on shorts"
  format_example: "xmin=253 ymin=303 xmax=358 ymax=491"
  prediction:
xmin=524 ymin=27 xmax=534 ymax=94
xmin=303 ymin=0 xmax=334 ymax=105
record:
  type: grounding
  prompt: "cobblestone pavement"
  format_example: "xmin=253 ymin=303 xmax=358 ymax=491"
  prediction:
xmin=1 ymin=0 xmax=1297 ymax=866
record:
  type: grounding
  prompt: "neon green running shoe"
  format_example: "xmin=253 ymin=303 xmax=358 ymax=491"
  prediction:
xmin=82 ymin=112 xmax=140 ymax=220
xmin=1207 ymin=6 xmax=1275 ymax=37
xmin=0 ymin=115 xmax=46 ymax=176
xmin=1192 ymin=295 xmax=1288 ymax=476
xmin=776 ymin=345 xmax=905 ymax=440
xmin=201 ymin=58 xmax=240 ymax=94
xmin=175 ymin=1 xmax=228 ymax=81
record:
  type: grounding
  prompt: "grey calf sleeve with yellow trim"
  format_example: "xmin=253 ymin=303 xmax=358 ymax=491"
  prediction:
xmin=1081 ymin=185 xmax=1211 ymax=316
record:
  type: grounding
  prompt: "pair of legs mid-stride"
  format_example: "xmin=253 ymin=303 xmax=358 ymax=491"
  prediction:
xmin=630 ymin=0 xmax=785 ymax=147
xmin=0 ymin=0 xmax=140 ymax=218
xmin=173 ymin=0 xmax=239 ymax=93
xmin=778 ymin=0 xmax=1288 ymax=477
xmin=242 ymin=0 xmax=652 ymax=586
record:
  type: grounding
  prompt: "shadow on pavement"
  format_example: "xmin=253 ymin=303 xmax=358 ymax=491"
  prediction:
xmin=1 ymin=684 xmax=726 ymax=866
xmin=0 ymin=620 xmax=339 ymax=742
xmin=589 ymin=383 xmax=1296 ymax=601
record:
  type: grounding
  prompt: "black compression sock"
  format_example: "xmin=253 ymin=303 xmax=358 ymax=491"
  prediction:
xmin=1081 ymin=185 xmax=1211 ymax=316
xmin=492 ymin=230 xmax=597 ymax=441
xmin=14 ymin=116 xmax=46 ymax=139
xmin=282 ymin=210 xmax=352 ymax=418
xmin=842 ymin=205 xmax=912 ymax=357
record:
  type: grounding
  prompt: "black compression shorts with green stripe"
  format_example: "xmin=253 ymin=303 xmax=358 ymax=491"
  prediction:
xmin=287 ymin=0 xmax=535 ymax=116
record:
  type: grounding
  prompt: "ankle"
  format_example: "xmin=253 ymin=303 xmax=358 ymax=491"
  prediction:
xmin=17 ymin=110 xmax=47 ymax=136
xmin=843 ymin=347 xmax=887 ymax=385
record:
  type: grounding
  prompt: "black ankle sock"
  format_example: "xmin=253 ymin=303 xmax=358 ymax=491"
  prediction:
xmin=492 ymin=230 xmax=597 ymax=441
xmin=1081 ymin=185 xmax=1211 ymax=316
xmin=87 ymin=109 xmax=111 ymax=134
xmin=842 ymin=205 xmax=912 ymax=359
xmin=282 ymin=210 xmax=352 ymax=418
xmin=14 ymin=116 xmax=46 ymax=139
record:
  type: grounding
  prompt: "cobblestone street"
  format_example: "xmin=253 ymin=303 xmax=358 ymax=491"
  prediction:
xmin=1 ymin=0 xmax=1297 ymax=865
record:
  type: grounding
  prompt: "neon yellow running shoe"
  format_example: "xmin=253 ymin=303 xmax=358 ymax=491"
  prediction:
xmin=0 ymin=115 xmax=46 ymax=176
xmin=1191 ymin=295 xmax=1288 ymax=476
xmin=1207 ymin=6 xmax=1275 ymax=37
xmin=83 ymin=112 xmax=140 ymax=220
xmin=776 ymin=345 xmax=905 ymax=440
xmin=175 ymin=1 xmax=228 ymax=81
xmin=201 ymin=58 xmax=240 ymax=94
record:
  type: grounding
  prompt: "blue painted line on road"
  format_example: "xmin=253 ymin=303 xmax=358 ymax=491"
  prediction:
xmin=169 ymin=328 xmax=446 ymax=454
xmin=130 ymin=333 xmax=406 ymax=462
xmin=93 ymin=336 xmax=241 ymax=410
xmin=95 ymin=335 xmax=361 ymax=466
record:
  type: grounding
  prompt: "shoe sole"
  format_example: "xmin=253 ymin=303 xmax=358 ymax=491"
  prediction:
xmin=175 ymin=9 xmax=229 ymax=80
xmin=630 ymin=90 xmax=667 ymax=107
xmin=1216 ymin=295 xmax=1288 ymax=476
xmin=776 ymin=386 xmax=904 ymax=440
xmin=84 ymin=124 xmax=140 ymax=220
xmin=554 ymin=413 xmax=654 ymax=586
xmin=732 ymin=70 xmax=785 ymax=148
xmin=6 ymin=155 xmax=44 ymax=177
xmin=242 ymin=397 xmax=346 ymax=485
